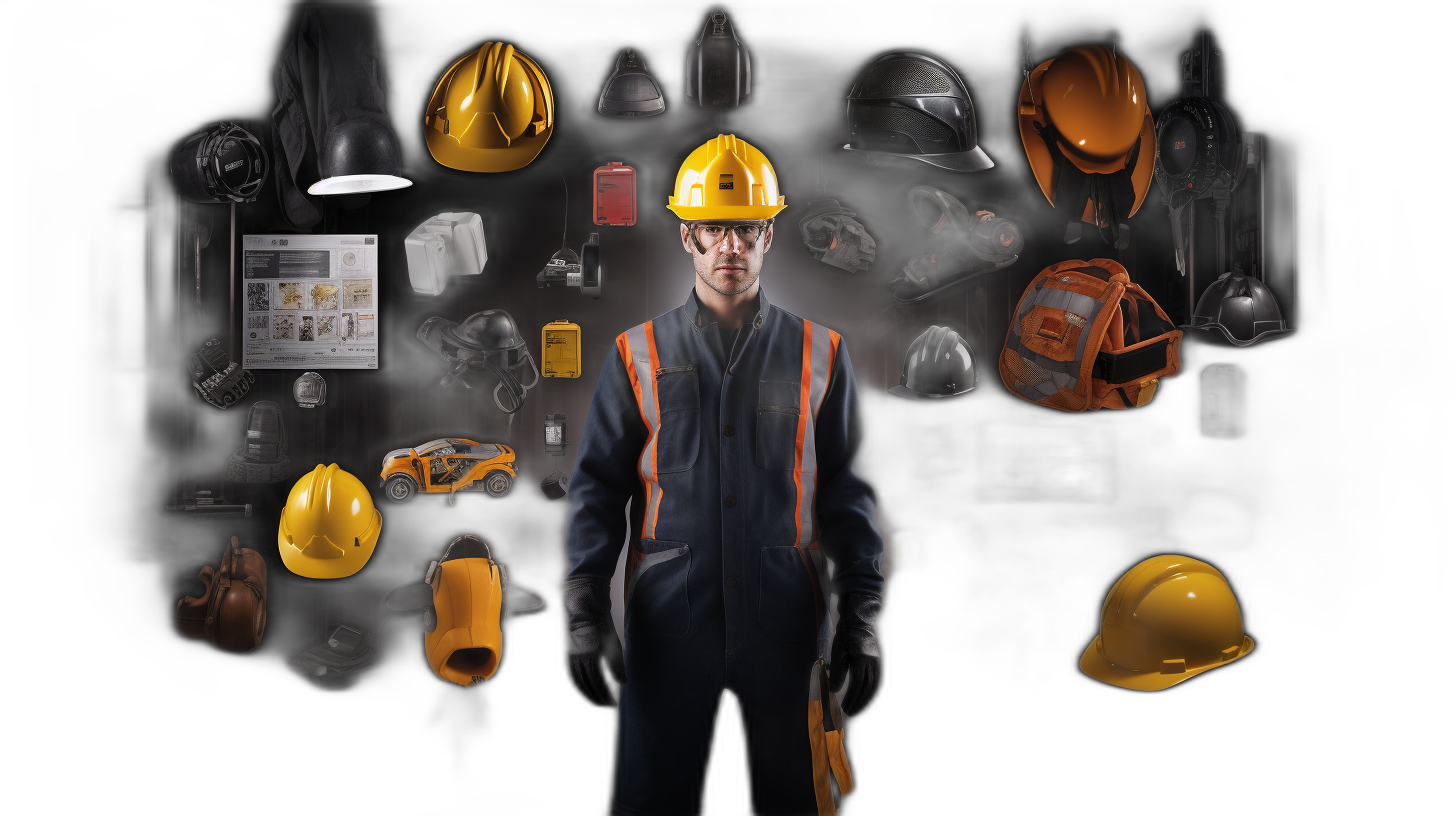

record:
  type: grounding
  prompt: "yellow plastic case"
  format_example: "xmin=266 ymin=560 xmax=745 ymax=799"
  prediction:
xmin=542 ymin=320 xmax=582 ymax=378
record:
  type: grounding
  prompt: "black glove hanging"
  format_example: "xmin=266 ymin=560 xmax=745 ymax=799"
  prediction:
xmin=829 ymin=591 xmax=882 ymax=716
xmin=565 ymin=577 xmax=625 ymax=706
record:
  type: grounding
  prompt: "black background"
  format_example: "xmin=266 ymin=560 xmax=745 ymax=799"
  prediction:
xmin=113 ymin=4 xmax=1333 ymax=810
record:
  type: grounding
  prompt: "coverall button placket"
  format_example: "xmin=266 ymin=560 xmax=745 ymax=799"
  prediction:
xmin=718 ymin=322 xmax=757 ymax=653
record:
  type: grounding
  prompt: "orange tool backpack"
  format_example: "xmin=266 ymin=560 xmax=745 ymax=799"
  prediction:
xmin=1000 ymin=258 xmax=1182 ymax=411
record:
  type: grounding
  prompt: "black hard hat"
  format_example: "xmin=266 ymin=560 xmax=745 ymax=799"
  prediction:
xmin=309 ymin=117 xmax=411 ymax=195
xmin=688 ymin=9 xmax=750 ymax=110
xmin=443 ymin=310 xmax=528 ymax=358
xmin=845 ymin=52 xmax=993 ymax=173
xmin=888 ymin=326 xmax=978 ymax=398
xmin=1187 ymin=271 xmax=1291 ymax=346
xmin=598 ymin=49 xmax=665 ymax=117
xmin=169 ymin=122 xmax=270 ymax=204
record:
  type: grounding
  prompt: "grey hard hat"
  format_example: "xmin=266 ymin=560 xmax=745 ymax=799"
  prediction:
xmin=1187 ymin=271 xmax=1292 ymax=346
xmin=888 ymin=325 xmax=977 ymax=398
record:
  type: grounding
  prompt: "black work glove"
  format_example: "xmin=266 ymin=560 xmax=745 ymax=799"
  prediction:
xmin=565 ymin=577 xmax=625 ymax=706
xmin=829 ymin=591 xmax=882 ymax=716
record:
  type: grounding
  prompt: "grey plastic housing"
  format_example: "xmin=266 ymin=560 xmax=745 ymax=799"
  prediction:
xmin=403 ymin=212 xmax=487 ymax=296
xmin=1200 ymin=363 xmax=1246 ymax=438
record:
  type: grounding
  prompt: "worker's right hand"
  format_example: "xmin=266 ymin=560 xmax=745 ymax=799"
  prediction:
xmin=565 ymin=577 xmax=626 ymax=706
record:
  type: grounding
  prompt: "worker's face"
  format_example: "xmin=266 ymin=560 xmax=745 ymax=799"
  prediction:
xmin=681 ymin=221 xmax=774 ymax=297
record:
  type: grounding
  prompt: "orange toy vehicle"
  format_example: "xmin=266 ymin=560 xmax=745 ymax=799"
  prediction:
xmin=379 ymin=438 xmax=516 ymax=503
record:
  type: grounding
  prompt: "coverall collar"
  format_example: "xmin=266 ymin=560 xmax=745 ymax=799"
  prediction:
xmin=687 ymin=287 xmax=767 ymax=332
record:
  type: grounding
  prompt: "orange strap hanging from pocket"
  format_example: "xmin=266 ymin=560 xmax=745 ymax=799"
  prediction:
xmin=808 ymin=660 xmax=853 ymax=816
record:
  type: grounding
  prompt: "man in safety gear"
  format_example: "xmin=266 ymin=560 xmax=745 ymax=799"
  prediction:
xmin=565 ymin=134 xmax=884 ymax=816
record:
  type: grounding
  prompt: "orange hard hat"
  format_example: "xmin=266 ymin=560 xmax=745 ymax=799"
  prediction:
xmin=1080 ymin=554 xmax=1254 ymax=691
xmin=1017 ymin=45 xmax=1155 ymax=227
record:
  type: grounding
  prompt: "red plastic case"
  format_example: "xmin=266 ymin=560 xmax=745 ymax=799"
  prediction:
xmin=594 ymin=161 xmax=637 ymax=226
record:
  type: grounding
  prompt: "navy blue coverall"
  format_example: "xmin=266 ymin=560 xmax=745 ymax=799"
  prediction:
xmin=566 ymin=289 xmax=884 ymax=815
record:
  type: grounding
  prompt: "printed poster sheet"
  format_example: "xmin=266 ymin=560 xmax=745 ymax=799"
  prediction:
xmin=242 ymin=234 xmax=378 ymax=369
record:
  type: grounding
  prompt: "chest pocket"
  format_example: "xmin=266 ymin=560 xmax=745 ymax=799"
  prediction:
xmin=655 ymin=365 xmax=700 ymax=473
xmin=755 ymin=380 xmax=802 ymax=471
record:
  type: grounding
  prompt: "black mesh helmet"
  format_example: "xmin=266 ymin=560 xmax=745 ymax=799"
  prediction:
xmin=845 ymin=52 xmax=993 ymax=173
xmin=417 ymin=310 xmax=540 ymax=413
xmin=1187 ymin=271 xmax=1291 ymax=346
xmin=888 ymin=326 xmax=978 ymax=398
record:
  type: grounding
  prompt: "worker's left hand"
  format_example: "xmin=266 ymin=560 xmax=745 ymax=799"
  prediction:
xmin=829 ymin=592 xmax=882 ymax=716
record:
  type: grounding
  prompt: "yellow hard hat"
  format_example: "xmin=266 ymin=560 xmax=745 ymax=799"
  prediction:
xmin=424 ymin=42 xmax=554 ymax=173
xmin=277 ymin=464 xmax=383 ymax=579
xmin=1080 ymin=554 xmax=1254 ymax=691
xmin=666 ymin=134 xmax=786 ymax=221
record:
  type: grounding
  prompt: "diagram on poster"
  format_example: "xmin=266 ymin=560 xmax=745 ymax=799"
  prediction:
xmin=242 ymin=234 xmax=378 ymax=369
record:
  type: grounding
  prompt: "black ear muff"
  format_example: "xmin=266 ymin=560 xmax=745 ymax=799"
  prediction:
xmin=169 ymin=131 xmax=213 ymax=203
xmin=1154 ymin=97 xmax=1241 ymax=210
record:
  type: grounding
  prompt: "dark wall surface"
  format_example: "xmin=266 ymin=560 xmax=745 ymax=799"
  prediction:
xmin=110 ymin=4 xmax=1339 ymax=810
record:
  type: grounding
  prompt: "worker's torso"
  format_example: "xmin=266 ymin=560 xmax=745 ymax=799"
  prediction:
xmin=616 ymin=298 xmax=839 ymax=652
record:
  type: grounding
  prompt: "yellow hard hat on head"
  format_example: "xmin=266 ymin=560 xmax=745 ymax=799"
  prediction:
xmin=425 ymin=42 xmax=554 ymax=173
xmin=666 ymin=134 xmax=786 ymax=221
xmin=277 ymin=464 xmax=382 ymax=579
xmin=1080 ymin=554 xmax=1254 ymax=691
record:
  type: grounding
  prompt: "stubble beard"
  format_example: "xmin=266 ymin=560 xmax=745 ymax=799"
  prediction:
xmin=695 ymin=253 xmax=760 ymax=297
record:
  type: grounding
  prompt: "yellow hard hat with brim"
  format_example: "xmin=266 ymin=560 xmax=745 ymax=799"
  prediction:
xmin=278 ymin=464 xmax=383 ymax=579
xmin=1080 ymin=554 xmax=1254 ymax=691
xmin=424 ymin=42 xmax=554 ymax=173
xmin=667 ymin=134 xmax=786 ymax=221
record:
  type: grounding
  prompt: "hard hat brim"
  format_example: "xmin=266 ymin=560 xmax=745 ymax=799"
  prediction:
xmin=1185 ymin=321 xmax=1293 ymax=347
xmin=277 ymin=509 xmax=382 ymax=579
xmin=308 ymin=174 xmax=412 ymax=196
xmin=598 ymin=97 xmax=665 ymax=116
xmin=842 ymin=144 xmax=994 ymax=174
xmin=1018 ymin=64 xmax=1155 ymax=218
xmin=1079 ymin=634 xmax=1254 ymax=691
xmin=426 ymin=128 xmax=554 ymax=174
xmin=887 ymin=383 xmax=974 ymax=399
xmin=666 ymin=203 xmax=786 ymax=220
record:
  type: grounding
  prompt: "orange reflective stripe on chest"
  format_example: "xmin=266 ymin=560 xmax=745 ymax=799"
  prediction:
xmin=618 ymin=322 xmax=665 ymax=539
xmin=793 ymin=321 xmax=841 ymax=546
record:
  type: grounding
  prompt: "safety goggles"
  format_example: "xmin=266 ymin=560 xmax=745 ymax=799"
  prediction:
xmin=685 ymin=220 xmax=771 ymax=253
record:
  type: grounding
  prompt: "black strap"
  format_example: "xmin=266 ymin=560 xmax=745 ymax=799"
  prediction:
xmin=1036 ymin=122 xmax=1139 ymax=248
xmin=1036 ymin=122 xmax=1088 ymax=243
xmin=1091 ymin=338 xmax=1169 ymax=385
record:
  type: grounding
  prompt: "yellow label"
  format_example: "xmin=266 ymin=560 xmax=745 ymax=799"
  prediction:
xmin=542 ymin=321 xmax=581 ymax=378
